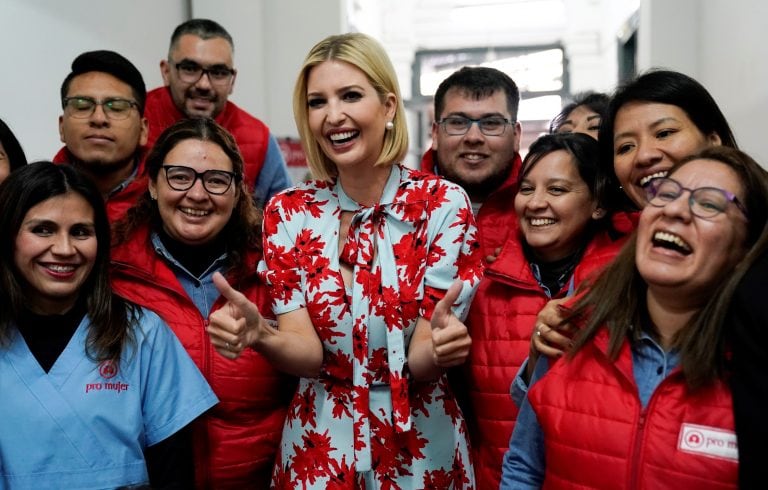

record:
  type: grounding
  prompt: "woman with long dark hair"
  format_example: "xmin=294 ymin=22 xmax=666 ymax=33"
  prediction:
xmin=0 ymin=162 xmax=216 ymax=488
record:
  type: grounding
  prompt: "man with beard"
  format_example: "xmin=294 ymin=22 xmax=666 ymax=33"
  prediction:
xmin=145 ymin=18 xmax=290 ymax=207
xmin=422 ymin=66 xmax=522 ymax=260
xmin=55 ymin=50 xmax=149 ymax=221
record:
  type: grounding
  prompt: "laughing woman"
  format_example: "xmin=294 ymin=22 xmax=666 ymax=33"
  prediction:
xmin=501 ymin=146 xmax=768 ymax=489
xmin=0 ymin=162 xmax=216 ymax=489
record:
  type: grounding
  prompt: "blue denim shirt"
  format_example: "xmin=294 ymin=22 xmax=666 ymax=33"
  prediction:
xmin=500 ymin=330 xmax=681 ymax=489
xmin=252 ymin=134 xmax=292 ymax=209
xmin=151 ymin=232 xmax=228 ymax=318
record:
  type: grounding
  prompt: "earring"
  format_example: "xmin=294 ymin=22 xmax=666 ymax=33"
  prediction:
xmin=385 ymin=121 xmax=394 ymax=131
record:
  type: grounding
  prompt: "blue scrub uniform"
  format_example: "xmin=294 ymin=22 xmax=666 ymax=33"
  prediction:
xmin=0 ymin=308 xmax=218 ymax=489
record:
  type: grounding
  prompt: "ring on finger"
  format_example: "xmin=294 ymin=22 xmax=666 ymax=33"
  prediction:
xmin=225 ymin=341 xmax=231 ymax=349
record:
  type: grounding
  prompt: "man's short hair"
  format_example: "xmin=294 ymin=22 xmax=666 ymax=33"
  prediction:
xmin=433 ymin=66 xmax=520 ymax=121
xmin=169 ymin=18 xmax=234 ymax=56
xmin=60 ymin=50 xmax=147 ymax=115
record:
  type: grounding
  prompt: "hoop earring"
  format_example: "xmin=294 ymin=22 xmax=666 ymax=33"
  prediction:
xmin=385 ymin=121 xmax=394 ymax=131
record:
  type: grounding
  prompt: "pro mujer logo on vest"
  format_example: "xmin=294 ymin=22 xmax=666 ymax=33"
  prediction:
xmin=678 ymin=423 xmax=738 ymax=461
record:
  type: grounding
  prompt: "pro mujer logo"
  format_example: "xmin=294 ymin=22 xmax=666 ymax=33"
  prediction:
xmin=85 ymin=360 xmax=130 ymax=394
xmin=99 ymin=360 xmax=118 ymax=379
xmin=678 ymin=423 xmax=738 ymax=461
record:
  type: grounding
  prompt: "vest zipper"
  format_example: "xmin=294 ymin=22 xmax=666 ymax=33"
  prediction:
xmin=628 ymin=409 xmax=647 ymax=489
xmin=201 ymin=317 xmax=212 ymax=489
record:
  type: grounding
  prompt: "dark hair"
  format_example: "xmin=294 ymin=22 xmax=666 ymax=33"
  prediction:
xmin=0 ymin=117 xmax=27 ymax=173
xmin=549 ymin=91 xmax=610 ymax=134
xmin=169 ymin=18 xmax=234 ymax=55
xmin=113 ymin=119 xmax=260 ymax=282
xmin=60 ymin=50 xmax=147 ymax=116
xmin=0 ymin=162 xmax=137 ymax=361
xmin=520 ymin=133 xmax=614 ymax=227
xmin=433 ymin=66 xmax=520 ymax=121
xmin=598 ymin=69 xmax=737 ymax=211
xmin=567 ymin=146 xmax=768 ymax=389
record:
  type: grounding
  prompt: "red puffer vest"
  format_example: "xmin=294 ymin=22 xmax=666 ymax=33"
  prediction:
xmin=466 ymin=227 xmax=624 ymax=490
xmin=110 ymin=224 xmax=293 ymax=489
xmin=144 ymin=87 xmax=269 ymax=192
xmin=52 ymin=147 xmax=147 ymax=222
xmin=529 ymin=328 xmax=738 ymax=489
xmin=419 ymin=149 xmax=522 ymax=261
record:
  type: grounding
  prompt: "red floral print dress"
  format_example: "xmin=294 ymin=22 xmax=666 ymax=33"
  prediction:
xmin=260 ymin=165 xmax=483 ymax=489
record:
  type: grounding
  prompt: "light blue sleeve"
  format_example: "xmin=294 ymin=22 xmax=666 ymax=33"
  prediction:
xmin=252 ymin=133 xmax=292 ymax=208
xmin=500 ymin=357 xmax=548 ymax=489
xmin=422 ymin=182 xmax=483 ymax=321
xmin=136 ymin=309 xmax=218 ymax=446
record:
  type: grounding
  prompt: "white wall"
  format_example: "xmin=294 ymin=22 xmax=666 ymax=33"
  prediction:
xmin=1 ymin=0 xmax=183 ymax=161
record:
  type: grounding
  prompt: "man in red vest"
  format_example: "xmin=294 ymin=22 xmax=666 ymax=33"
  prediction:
xmin=424 ymin=66 xmax=525 ymax=489
xmin=55 ymin=50 xmax=149 ymax=222
xmin=146 ymin=18 xmax=290 ymax=207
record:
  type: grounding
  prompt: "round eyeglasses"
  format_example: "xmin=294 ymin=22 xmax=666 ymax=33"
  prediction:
xmin=174 ymin=61 xmax=235 ymax=85
xmin=437 ymin=116 xmax=513 ymax=136
xmin=644 ymin=177 xmax=748 ymax=219
xmin=162 ymin=165 xmax=236 ymax=195
xmin=63 ymin=97 xmax=139 ymax=120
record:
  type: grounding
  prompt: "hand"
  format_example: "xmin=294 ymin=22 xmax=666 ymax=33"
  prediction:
xmin=526 ymin=298 xmax=578 ymax=380
xmin=486 ymin=246 xmax=502 ymax=264
xmin=207 ymin=272 xmax=270 ymax=360
xmin=430 ymin=280 xmax=472 ymax=367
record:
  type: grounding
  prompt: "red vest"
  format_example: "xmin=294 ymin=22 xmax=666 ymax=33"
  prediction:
xmin=144 ymin=87 xmax=269 ymax=191
xmin=529 ymin=329 xmax=738 ymax=489
xmin=110 ymin=225 xmax=293 ymax=489
xmin=419 ymin=149 xmax=522 ymax=261
xmin=466 ymin=228 xmax=624 ymax=489
xmin=52 ymin=147 xmax=147 ymax=222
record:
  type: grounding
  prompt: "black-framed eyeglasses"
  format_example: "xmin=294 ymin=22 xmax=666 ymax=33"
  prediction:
xmin=174 ymin=60 xmax=235 ymax=85
xmin=437 ymin=116 xmax=513 ymax=136
xmin=63 ymin=96 xmax=139 ymax=120
xmin=162 ymin=165 xmax=237 ymax=195
xmin=644 ymin=177 xmax=748 ymax=219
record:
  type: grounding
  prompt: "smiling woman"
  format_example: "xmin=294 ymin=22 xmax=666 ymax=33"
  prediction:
xmin=111 ymin=118 xmax=293 ymax=488
xmin=463 ymin=132 xmax=625 ymax=488
xmin=0 ymin=162 xmax=217 ymax=488
xmin=206 ymin=32 xmax=484 ymax=489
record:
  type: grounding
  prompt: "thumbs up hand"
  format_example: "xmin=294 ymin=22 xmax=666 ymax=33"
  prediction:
xmin=207 ymin=271 xmax=272 ymax=360
xmin=430 ymin=280 xmax=472 ymax=368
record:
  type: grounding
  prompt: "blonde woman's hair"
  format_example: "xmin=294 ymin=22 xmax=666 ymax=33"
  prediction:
xmin=293 ymin=33 xmax=408 ymax=181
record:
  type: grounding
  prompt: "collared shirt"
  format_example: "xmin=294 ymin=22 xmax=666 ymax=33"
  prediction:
xmin=501 ymin=330 xmax=681 ymax=489
xmin=107 ymin=162 xmax=140 ymax=198
xmin=151 ymin=232 xmax=228 ymax=318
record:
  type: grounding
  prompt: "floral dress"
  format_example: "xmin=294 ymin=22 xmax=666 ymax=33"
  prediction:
xmin=260 ymin=165 xmax=483 ymax=489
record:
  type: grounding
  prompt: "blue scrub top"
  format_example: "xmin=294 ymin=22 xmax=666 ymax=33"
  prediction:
xmin=0 ymin=307 xmax=218 ymax=490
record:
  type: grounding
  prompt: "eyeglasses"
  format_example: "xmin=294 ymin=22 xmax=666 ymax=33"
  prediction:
xmin=174 ymin=61 xmax=235 ymax=85
xmin=162 ymin=165 xmax=237 ymax=195
xmin=63 ymin=97 xmax=139 ymax=120
xmin=644 ymin=177 xmax=748 ymax=219
xmin=437 ymin=116 xmax=513 ymax=136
